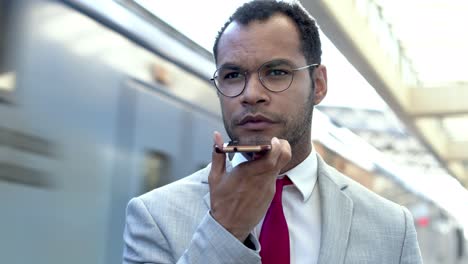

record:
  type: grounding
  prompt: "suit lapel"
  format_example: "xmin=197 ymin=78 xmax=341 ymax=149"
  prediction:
xmin=316 ymin=156 xmax=354 ymax=264
xmin=203 ymin=192 xmax=210 ymax=209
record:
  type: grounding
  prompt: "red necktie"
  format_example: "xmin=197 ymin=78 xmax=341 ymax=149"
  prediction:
xmin=259 ymin=177 xmax=293 ymax=264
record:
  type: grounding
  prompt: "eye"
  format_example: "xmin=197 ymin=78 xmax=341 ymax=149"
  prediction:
xmin=223 ymin=71 xmax=242 ymax=80
xmin=266 ymin=69 xmax=290 ymax=76
xmin=263 ymin=67 xmax=293 ymax=78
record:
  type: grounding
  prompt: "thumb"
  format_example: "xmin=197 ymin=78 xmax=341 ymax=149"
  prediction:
xmin=275 ymin=138 xmax=292 ymax=171
xmin=209 ymin=131 xmax=226 ymax=186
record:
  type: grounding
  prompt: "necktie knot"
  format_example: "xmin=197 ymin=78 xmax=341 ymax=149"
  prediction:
xmin=272 ymin=176 xmax=293 ymax=204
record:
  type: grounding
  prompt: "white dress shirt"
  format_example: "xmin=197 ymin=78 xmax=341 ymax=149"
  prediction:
xmin=231 ymin=149 xmax=321 ymax=264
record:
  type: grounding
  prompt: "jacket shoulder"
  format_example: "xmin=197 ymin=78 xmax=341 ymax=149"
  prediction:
xmin=320 ymin=158 xmax=405 ymax=217
xmin=319 ymin=159 xmax=417 ymax=261
xmin=343 ymin=172 xmax=402 ymax=215
xmin=138 ymin=164 xmax=210 ymax=206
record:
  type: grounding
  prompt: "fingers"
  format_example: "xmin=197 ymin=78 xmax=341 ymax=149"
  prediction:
xmin=267 ymin=137 xmax=291 ymax=172
xmin=237 ymin=137 xmax=291 ymax=176
xmin=209 ymin=131 xmax=226 ymax=186
xmin=274 ymin=137 xmax=292 ymax=170
xmin=209 ymin=132 xmax=292 ymax=181
xmin=214 ymin=131 xmax=224 ymax=151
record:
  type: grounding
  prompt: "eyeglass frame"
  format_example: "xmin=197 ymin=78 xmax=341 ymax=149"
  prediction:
xmin=210 ymin=59 xmax=319 ymax=98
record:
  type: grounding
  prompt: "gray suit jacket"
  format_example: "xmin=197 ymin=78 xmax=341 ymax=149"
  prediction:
xmin=123 ymin=155 xmax=423 ymax=263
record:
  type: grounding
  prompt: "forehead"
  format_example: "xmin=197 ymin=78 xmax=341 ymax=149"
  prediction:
xmin=216 ymin=14 xmax=305 ymax=68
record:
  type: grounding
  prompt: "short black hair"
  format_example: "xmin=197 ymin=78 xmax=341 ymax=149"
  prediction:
xmin=213 ymin=0 xmax=322 ymax=65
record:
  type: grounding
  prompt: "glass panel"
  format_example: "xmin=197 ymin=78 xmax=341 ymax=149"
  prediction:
xmin=142 ymin=151 xmax=170 ymax=193
xmin=443 ymin=115 xmax=468 ymax=142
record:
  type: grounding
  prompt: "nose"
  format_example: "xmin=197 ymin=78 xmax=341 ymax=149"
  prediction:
xmin=241 ymin=72 xmax=269 ymax=105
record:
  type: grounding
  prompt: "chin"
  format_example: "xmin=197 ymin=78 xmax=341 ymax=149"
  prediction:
xmin=235 ymin=133 xmax=275 ymax=145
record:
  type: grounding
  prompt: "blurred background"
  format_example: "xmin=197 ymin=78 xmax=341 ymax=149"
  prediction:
xmin=0 ymin=0 xmax=467 ymax=263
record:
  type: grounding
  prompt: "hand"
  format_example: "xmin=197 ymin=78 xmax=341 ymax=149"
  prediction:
xmin=208 ymin=131 xmax=292 ymax=242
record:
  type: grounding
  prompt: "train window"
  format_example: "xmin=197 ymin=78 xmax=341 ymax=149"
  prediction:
xmin=0 ymin=1 xmax=15 ymax=104
xmin=142 ymin=151 xmax=170 ymax=193
xmin=456 ymin=228 xmax=465 ymax=259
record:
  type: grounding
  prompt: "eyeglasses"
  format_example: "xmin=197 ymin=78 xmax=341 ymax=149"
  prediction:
xmin=211 ymin=59 xmax=318 ymax=97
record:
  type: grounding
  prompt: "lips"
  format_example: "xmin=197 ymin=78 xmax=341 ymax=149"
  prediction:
xmin=238 ymin=115 xmax=276 ymax=130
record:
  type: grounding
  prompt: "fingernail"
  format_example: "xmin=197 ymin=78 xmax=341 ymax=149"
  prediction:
xmin=272 ymin=137 xmax=279 ymax=144
xmin=214 ymin=145 xmax=222 ymax=153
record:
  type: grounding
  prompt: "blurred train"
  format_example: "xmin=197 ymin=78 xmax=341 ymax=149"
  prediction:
xmin=0 ymin=1 xmax=466 ymax=263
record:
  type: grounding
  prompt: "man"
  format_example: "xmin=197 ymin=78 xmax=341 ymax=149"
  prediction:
xmin=123 ymin=1 xmax=423 ymax=263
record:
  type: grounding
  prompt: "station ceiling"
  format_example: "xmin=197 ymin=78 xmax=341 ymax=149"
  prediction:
xmin=301 ymin=0 xmax=468 ymax=188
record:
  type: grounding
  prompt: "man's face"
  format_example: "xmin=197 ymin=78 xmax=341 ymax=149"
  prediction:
xmin=216 ymin=14 xmax=326 ymax=148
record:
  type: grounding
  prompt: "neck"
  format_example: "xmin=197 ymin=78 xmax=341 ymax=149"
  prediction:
xmin=280 ymin=134 xmax=312 ymax=174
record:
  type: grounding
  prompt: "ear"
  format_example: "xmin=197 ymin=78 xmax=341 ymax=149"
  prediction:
xmin=312 ymin=65 xmax=328 ymax=105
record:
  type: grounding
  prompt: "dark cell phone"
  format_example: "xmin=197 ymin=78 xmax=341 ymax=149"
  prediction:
xmin=215 ymin=144 xmax=272 ymax=153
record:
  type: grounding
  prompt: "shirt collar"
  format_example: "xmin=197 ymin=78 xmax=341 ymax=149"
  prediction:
xmin=231 ymin=148 xmax=318 ymax=202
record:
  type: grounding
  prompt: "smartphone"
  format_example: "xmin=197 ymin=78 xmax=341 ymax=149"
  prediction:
xmin=215 ymin=143 xmax=271 ymax=153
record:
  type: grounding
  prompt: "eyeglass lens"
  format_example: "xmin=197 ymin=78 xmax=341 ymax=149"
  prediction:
xmin=214 ymin=60 xmax=295 ymax=97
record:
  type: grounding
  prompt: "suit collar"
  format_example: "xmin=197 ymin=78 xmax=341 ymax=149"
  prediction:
xmin=316 ymin=155 xmax=353 ymax=264
xmin=231 ymin=150 xmax=319 ymax=202
xmin=203 ymin=191 xmax=210 ymax=211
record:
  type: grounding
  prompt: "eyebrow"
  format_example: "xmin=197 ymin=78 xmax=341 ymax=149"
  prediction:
xmin=218 ymin=59 xmax=294 ymax=70
xmin=217 ymin=63 xmax=242 ymax=70
xmin=263 ymin=59 xmax=292 ymax=68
